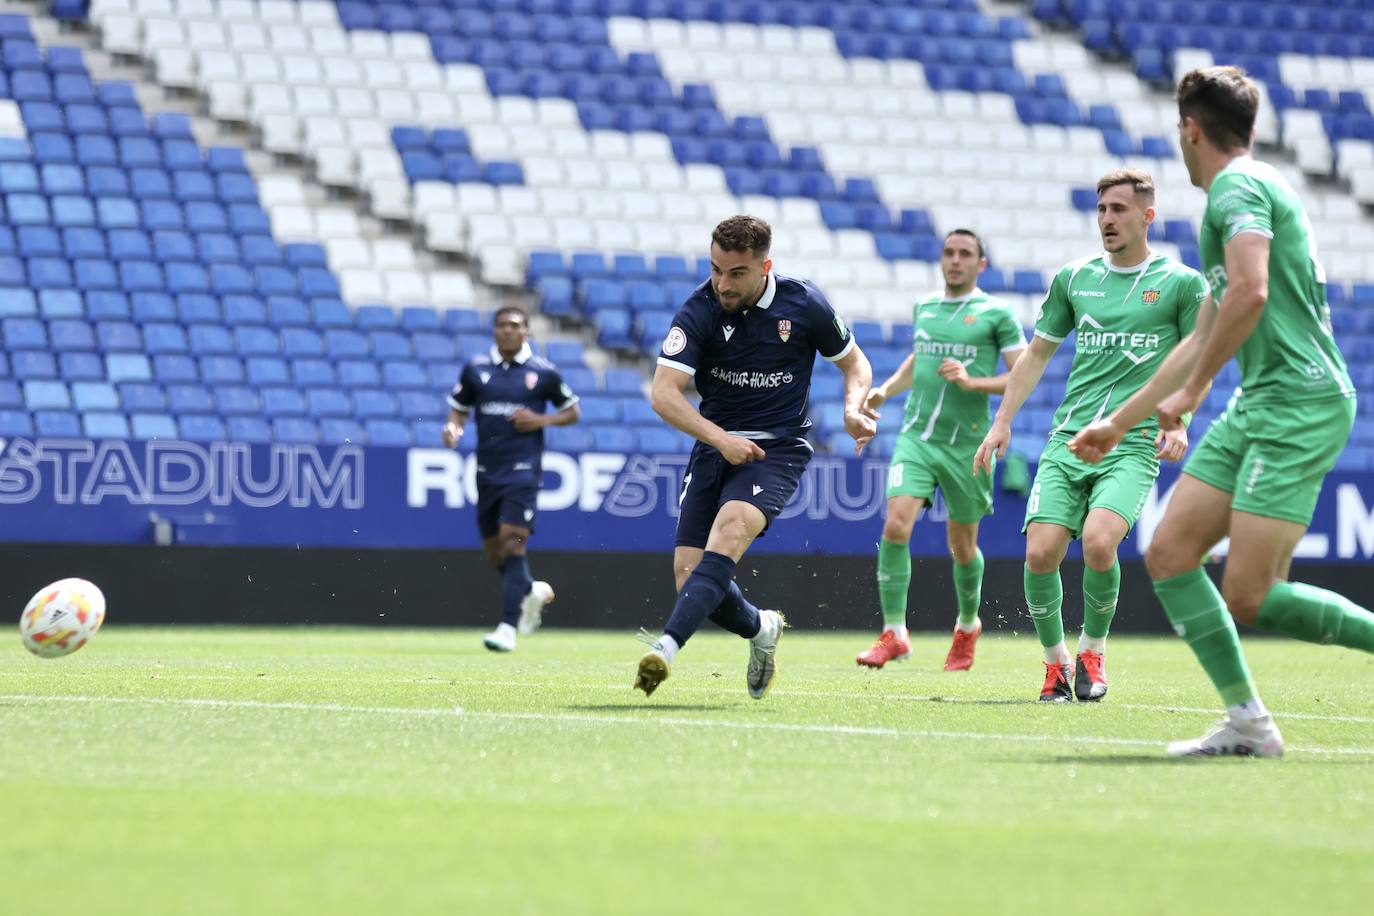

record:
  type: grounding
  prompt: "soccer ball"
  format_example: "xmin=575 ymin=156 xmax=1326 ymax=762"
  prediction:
xmin=19 ymin=578 xmax=106 ymax=658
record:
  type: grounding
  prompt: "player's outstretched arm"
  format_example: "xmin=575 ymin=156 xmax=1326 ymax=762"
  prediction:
xmin=972 ymin=335 xmax=1055 ymax=475
xmin=1070 ymin=296 xmax=1217 ymax=462
xmin=650 ymin=364 xmax=763 ymax=465
xmin=866 ymin=353 xmax=913 ymax=411
xmin=835 ymin=345 xmax=877 ymax=455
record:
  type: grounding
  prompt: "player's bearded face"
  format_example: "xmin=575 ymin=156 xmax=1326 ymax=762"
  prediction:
xmin=710 ymin=245 xmax=771 ymax=312
xmin=1096 ymin=184 xmax=1150 ymax=253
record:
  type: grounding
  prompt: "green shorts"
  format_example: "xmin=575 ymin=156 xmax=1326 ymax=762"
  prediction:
xmin=1183 ymin=396 xmax=1355 ymax=526
xmin=1022 ymin=436 xmax=1159 ymax=538
xmin=886 ymin=435 xmax=992 ymax=524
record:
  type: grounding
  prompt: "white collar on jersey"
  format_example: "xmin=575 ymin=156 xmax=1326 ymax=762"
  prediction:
xmin=745 ymin=272 xmax=777 ymax=311
xmin=490 ymin=342 xmax=533 ymax=366
xmin=939 ymin=287 xmax=983 ymax=304
xmin=1101 ymin=251 xmax=1156 ymax=274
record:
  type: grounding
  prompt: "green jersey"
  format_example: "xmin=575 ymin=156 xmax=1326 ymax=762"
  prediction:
xmin=1035 ymin=253 xmax=1206 ymax=442
xmin=1200 ymin=156 xmax=1354 ymax=406
xmin=900 ymin=289 xmax=1025 ymax=448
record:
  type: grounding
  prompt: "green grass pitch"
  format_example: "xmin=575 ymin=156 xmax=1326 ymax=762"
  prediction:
xmin=3 ymin=627 xmax=1373 ymax=915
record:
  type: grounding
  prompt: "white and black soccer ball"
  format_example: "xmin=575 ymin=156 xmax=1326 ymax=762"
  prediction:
xmin=19 ymin=578 xmax=106 ymax=658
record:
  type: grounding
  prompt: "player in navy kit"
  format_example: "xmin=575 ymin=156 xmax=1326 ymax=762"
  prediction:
xmin=443 ymin=305 xmax=581 ymax=652
xmin=634 ymin=215 xmax=878 ymax=699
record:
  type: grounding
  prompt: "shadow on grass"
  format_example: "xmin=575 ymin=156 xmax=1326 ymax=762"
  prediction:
xmin=1021 ymin=753 xmax=1366 ymax=766
xmin=568 ymin=703 xmax=735 ymax=712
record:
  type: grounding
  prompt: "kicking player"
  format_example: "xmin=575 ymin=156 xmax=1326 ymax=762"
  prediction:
xmin=634 ymin=214 xmax=876 ymax=699
xmin=857 ymin=229 xmax=1026 ymax=671
xmin=443 ymin=305 xmax=581 ymax=652
xmin=1070 ymin=66 xmax=1373 ymax=756
xmin=973 ymin=169 xmax=1206 ymax=702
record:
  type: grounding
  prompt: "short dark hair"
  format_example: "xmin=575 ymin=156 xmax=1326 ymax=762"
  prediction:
xmin=944 ymin=228 xmax=984 ymax=259
xmin=712 ymin=214 xmax=771 ymax=259
xmin=1177 ymin=66 xmax=1259 ymax=151
xmin=1096 ymin=168 xmax=1156 ymax=206
xmin=493 ymin=304 xmax=529 ymax=326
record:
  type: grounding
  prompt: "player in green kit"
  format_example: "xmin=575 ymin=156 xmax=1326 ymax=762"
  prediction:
xmin=974 ymin=169 xmax=1205 ymax=702
xmin=857 ymin=229 xmax=1026 ymax=671
xmin=1070 ymin=67 xmax=1373 ymax=756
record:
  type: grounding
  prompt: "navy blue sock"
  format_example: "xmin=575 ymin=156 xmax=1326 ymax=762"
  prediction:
xmin=710 ymin=580 xmax=762 ymax=639
xmin=664 ymin=551 xmax=735 ymax=647
xmin=500 ymin=554 xmax=533 ymax=626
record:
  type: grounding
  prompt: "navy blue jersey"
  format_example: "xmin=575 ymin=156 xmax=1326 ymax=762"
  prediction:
xmin=448 ymin=343 xmax=578 ymax=483
xmin=656 ymin=272 xmax=854 ymax=439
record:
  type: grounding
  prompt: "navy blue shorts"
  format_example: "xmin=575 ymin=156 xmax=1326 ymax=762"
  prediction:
xmin=675 ymin=439 xmax=813 ymax=549
xmin=476 ymin=480 xmax=538 ymax=539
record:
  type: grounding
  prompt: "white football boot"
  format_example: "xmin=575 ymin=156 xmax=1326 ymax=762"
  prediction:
xmin=747 ymin=610 xmax=786 ymax=699
xmin=1166 ymin=714 xmax=1285 ymax=758
xmin=482 ymin=622 xmax=517 ymax=653
xmin=517 ymin=581 xmax=555 ymax=635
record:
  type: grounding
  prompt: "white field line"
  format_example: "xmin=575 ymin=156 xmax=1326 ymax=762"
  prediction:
xmin=7 ymin=670 xmax=1372 ymax=725
xmin=2 ymin=693 xmax=1372 ymax=758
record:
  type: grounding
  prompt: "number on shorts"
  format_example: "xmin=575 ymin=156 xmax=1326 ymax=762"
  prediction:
xmin=1027 ymin=478 xmax=1042 ymax=515
xmin=888 ymin=463 xmax=904 ymax=488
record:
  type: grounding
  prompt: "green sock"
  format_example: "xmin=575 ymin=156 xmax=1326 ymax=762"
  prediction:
xmin=876 ymin=539 xmax=911 ymax=629
xmin=1082 ymin=559 xmax=1120 ymax=640
xmin=1153 ymin=568 xmax=1257 ymax=707
xmin=1255 ymin=581 xmax=1374 ymax=652
xmin=1024 ymin=565 xmax=1064 ymax=648
xmin=953 ymin=549 xmax=984 ymax=626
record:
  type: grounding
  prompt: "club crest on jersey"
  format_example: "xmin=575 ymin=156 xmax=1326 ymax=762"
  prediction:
xmin=777 ymin=319 xmax=792 ymax=342
xmin=1141 ymin=289 xmax=1161 ymax=305
xmin=525 ymin=371 xmax=538 ymax=390
xmin=963 ymin=314 xmax=977 ymax=324
xmin=479 ymin=371 xmax=491 ymax=384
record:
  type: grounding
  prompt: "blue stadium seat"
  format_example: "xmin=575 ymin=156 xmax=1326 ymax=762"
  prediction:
xmin=604 ymin=368 xmax=644 ymax=396
xmin=400 ymin=306 xmax=440 ymax=332
xmin=621 ymin=399 xmax=657 ymax=426
xmin=591 ymin=425 xmax=635 ymax=451
xmin=325 ymin=329 xmax=369 ymax=359
xmin=167 ymin=385 xmax=214 ymax=415
xmin=261 ymin=387 xmax=305 ymax=417
xmin=235 ymin=325 xmax=280 ymax=356
xmin=35 ymin=410 xmax=81 ymax=436
xmin=106 ymin=353 xmax=151 ymax=382
xmin=0 ymin=379 xmax=20 ymax=408
xmin=291 ymin=358 xmax=335 ymax=387
xmin=561 ymin=367 xmax=599 ymax=393
xmin=365 ymin=419 xmax=412 ymax=446
xmin=131 ymin=413 xmax=177 ymax=439
xmin=412 ymin=332 xmax=455 ymax=362
xmin=118 ymin=383 xmax=166 ymax=412
xmin=356 ymin=305 xmax=399 ymax=331
xmin=383 ymin=362 xmax=427 ymax=389
xmin=155 ymin=354 xmax=200 ymax=384
xmin=199 ymin=355 xmax=244 ymax=384
xmin=226 ymin=416 xmax=271 ymax=443
xmin=245 ymin=357 xmax=289 ymax=386
xmin=370 ymin=331 xmax=412 ymax=360
xmin=11 ymin=351 xmax=57 ymax=380
xmin=72 ymin=381 xmax=118 ymax=412
xmin=268 ymin=296 xmax=311 ymax=327
xmin=0 ymin=409 xmax=33 ymax=436
xmin=395 ymin=390 xmax=436 ymax=420
xmin=546 ymin=425 xmax=594 ymax=451
xmin=307 ymin=389 xmax=352 ymax=418
xmin=178 ymin=414 xmax=227 ymax=442
xmin=338 ymin=360 xmax=381 ymax=388
xmin=320 ymin=418 xmax=365 ymax=445
xmin=353 ymin=390 xmax=399 ymax=419
xmin=143 ymin=323 xmax=189 ymax=354
xmin=83 ymin=411 xmax=130 ymax=439
xmin=213 ymin=385 xmax=260 ymax=415
xmin=59 ymin=352 xmax=104 ymax=381
xmin=0 ymin=288 xmax=37 ymax=316
xmin=636 ymin=426 xmax=682 ymax=452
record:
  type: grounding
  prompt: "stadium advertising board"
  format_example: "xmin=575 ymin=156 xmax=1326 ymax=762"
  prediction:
xmin=1 ymin=437 xmax=1372 ymax=564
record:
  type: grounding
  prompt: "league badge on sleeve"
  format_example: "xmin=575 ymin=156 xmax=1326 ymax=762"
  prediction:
xmin=777 ymin=319 xmax=792 ymax=342
xmin=663 ymin=326 xmax=687 ymax=355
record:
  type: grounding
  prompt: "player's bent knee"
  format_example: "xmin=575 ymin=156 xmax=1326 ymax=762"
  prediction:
xmin=1221 ymin=581 xmax=1266 ymax=625
xmin=882 ymin=517 xmax=912 ymax=544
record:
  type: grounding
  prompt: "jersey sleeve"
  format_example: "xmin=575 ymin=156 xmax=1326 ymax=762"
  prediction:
xmin=546 ymin=367 xmax=579 ymax=410
xmin=1033 ymin=266 xmax=1074 ymax=343
xmin=1176 ymin=268 xmax=1208 ymax=336
xmin=993 ymin=304 xmax=1027 ymax=353
xmin=656 ymin=302 xmax=706 ymax=376
xmin=447 ymin=363 xmax=476 ymax=412
xmin=1209 ymin=172 xmax=1274 ymax=242
xmin=805 ymin=282 xmax=856 ymax=362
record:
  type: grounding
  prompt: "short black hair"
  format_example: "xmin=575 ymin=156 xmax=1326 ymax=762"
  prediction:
xmin=492 ymin=304 xmax=529 ymax=326
xmin=712 ymin=214 xmax=772 ymax=259
xmin=1177 ymin=66 xmax=1260 ymax=151
xmin=944 ymin=228 xmax=984 ymax=259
